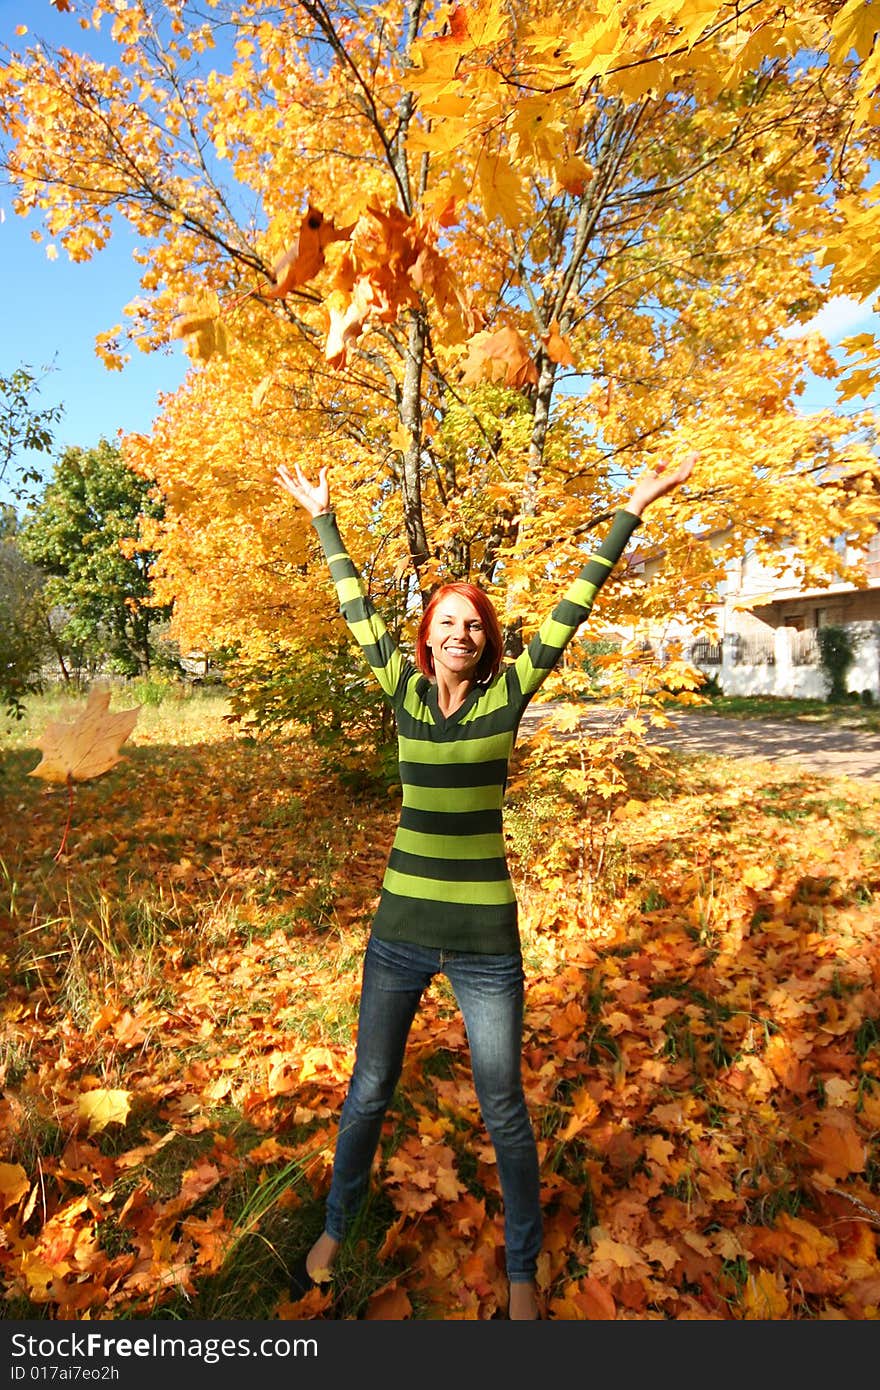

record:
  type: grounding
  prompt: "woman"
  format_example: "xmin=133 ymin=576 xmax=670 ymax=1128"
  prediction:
xmin=276 ymin=451 xmax=695 ymax=1318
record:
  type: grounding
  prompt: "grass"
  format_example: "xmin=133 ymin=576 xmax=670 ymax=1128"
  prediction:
xmin=698 ymin=692 xmax=880 ymax=729
xmin=2 ymin=684 xmax=880 ymax=1321
xmin=1 ymin=678 xmax=236 ymax=753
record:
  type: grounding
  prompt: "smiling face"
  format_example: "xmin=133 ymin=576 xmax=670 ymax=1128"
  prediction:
xmin=426 ymin=590 xmax=488 ymax=682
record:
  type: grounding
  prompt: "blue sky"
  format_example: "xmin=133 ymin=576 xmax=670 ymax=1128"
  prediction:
xmin=0 ymin=204 xmax=191 ymax=503
xmin=1 ymin=1 xmax=878 ymax=516
xmin=0 ymin=1 xmax=191 ymax=511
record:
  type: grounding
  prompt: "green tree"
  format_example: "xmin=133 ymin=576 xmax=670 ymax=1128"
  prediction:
xmin=20 ymin=440 xmax=171 ymax=677
xmin=0 ymin=504 xmax=51 ymax=718
xmin=0 ymin=364 xmax=63 ymax=503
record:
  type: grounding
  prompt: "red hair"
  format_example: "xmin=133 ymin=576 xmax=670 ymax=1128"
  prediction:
xmin=416 ymin=582 xmax=504 ymax=683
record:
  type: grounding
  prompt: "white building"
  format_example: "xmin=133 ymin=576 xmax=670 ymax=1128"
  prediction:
xmin=622 ymin=499 xmax=880 ymax=702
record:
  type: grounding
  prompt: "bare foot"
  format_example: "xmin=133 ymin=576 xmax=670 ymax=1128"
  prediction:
xmin=509 ymin=1280 xmax=539 ymax=1319
xmin=306 ymin=1231 xmax=339 ymax=1283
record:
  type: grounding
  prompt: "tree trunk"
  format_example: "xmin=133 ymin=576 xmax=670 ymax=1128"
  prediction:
xmin=400 ymin=310 xmax=430 ymax=595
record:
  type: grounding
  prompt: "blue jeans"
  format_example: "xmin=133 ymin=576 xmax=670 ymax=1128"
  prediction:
xmin=324 ymin=933 xmax=543 ymax=1283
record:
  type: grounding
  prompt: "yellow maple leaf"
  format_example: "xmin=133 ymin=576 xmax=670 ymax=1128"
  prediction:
xmin=741 ymin=863 xmax=775 ymax=890
xmin=29 ymin=685 xmax=139 ymax=785
xmin=388 ymin=422 xmax=413 ymax=454
xmin=548 ymin=701 xmax=583 ymax=733
xmin=589 ymin=1233 xmax=644 ymax=1269
xmin=643 ymin=1238 xmax=680 ymax=1272
xmin=77 ymin=1088 xmax=131 ymax=1137
xmin=170 ymin=290 xmax=230 ymax=363
xmin=829 ymin=0 xmax=879 ymax=62
xmin=20 ymin=1253 xmax=65 ymax=1301
xmin=251 ymin=373 xmax=275 ymax=410
xmin=811 ymin=1111 xmax=867 ymax=1179
xmin=174 ymin=314 xmax=229 ymax=363
xmin=477 ymin=150 xmax=530 ymax=226
xmin=741 ymin=1268 xmax=790 ymax=1319
xmin=0 ymin=1163 xmax=30 ymax=1212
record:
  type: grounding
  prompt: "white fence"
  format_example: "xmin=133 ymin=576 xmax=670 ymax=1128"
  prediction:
xmin=688 ymin=621 xmax=880 ymax=699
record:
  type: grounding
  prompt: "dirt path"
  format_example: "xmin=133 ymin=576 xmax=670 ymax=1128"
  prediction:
xmin=519 ymin=704 xmax=880 ymax=781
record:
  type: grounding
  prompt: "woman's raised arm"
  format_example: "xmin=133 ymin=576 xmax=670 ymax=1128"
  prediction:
xmin=275 ymin=461 xmax=408 ymax=704
xmin=511 ymin=450 xmax=697 ymax=708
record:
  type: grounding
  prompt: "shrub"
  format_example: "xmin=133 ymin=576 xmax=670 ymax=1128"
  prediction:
xmin=698 ymin=671 xmax=723 ymax=698
xmin=816 ymin=625 xmax=855 ymax=703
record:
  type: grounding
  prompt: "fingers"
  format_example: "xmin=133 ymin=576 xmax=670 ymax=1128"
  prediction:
xmin=274 ymin=464 xmax=299 ymax=496
xmin=676 ymin=451 xmax=698 ymax=483
xmin=273 ymin=461 xmax=330 ymax=518
xmin=653 ymin=451 xmax=697 ymax=487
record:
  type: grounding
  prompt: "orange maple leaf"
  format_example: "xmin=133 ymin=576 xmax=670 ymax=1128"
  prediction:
xmin=574 ymin=1276 xmax=617 ymax=1320
xmin=265 ymin=204 xmax=353 ymax=299
xmin=810 ymin=1112 xmax=867 ymax=1180
xmin=315 ymin=199 xmax=472 ymax=366
xmin=541 ymin=318 xmax=576 ymax=367
xmin=434 ymin=5 xmax=471 ymax=45
xmin=596 ymin=379 xmax=613 ymax=417
xmin=553 ymin=156 xmax=593 ymax=197
xmin=29 ymin=685 xmax=139 ymax=785
xmin=364 ymin=1283 xmax=413 ymax=1319
xmin=460 ymin=325 xmax=538 ymax=389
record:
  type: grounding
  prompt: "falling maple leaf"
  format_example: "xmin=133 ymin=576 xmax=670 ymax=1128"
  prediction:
xmin=324 ymin=276 xmax=380 ymax=367
xmin=169 ymin=293 xmax=229 ymax=362
xmin=28 ymin=684 xmax=140 ymax=859
xmin=171 ymin=318 xmax=228 ymax=362
xmin=29 ymin=685 xmax=139 ymax=785
xmin=541 ymin=318 xmax=576 ymax=368
xmin=264 ymin=204 xmax=353 ymax=299
xmin=460 ymin=325 xmax=539 ymax=389
xmin=251 ymin=372 xmax=275 ymax=410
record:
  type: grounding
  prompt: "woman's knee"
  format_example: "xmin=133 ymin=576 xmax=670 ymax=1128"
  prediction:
xmin=477 ymin=1087 xmax=534 ymax=1144
xmin=344 ymin=1065 xmax=399 ymax=1119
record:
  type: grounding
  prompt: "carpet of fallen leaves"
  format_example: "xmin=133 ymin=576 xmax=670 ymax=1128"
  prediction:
xmin=2 ymin=698 xmax=880 ymax=1321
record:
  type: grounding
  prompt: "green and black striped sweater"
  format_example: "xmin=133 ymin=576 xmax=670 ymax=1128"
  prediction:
xmin=313 ymin=508 xmax=641 ymax=954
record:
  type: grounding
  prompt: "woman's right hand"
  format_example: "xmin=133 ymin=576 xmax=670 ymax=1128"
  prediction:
xmin=275 ymin=462 xmax=330 ymax=517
